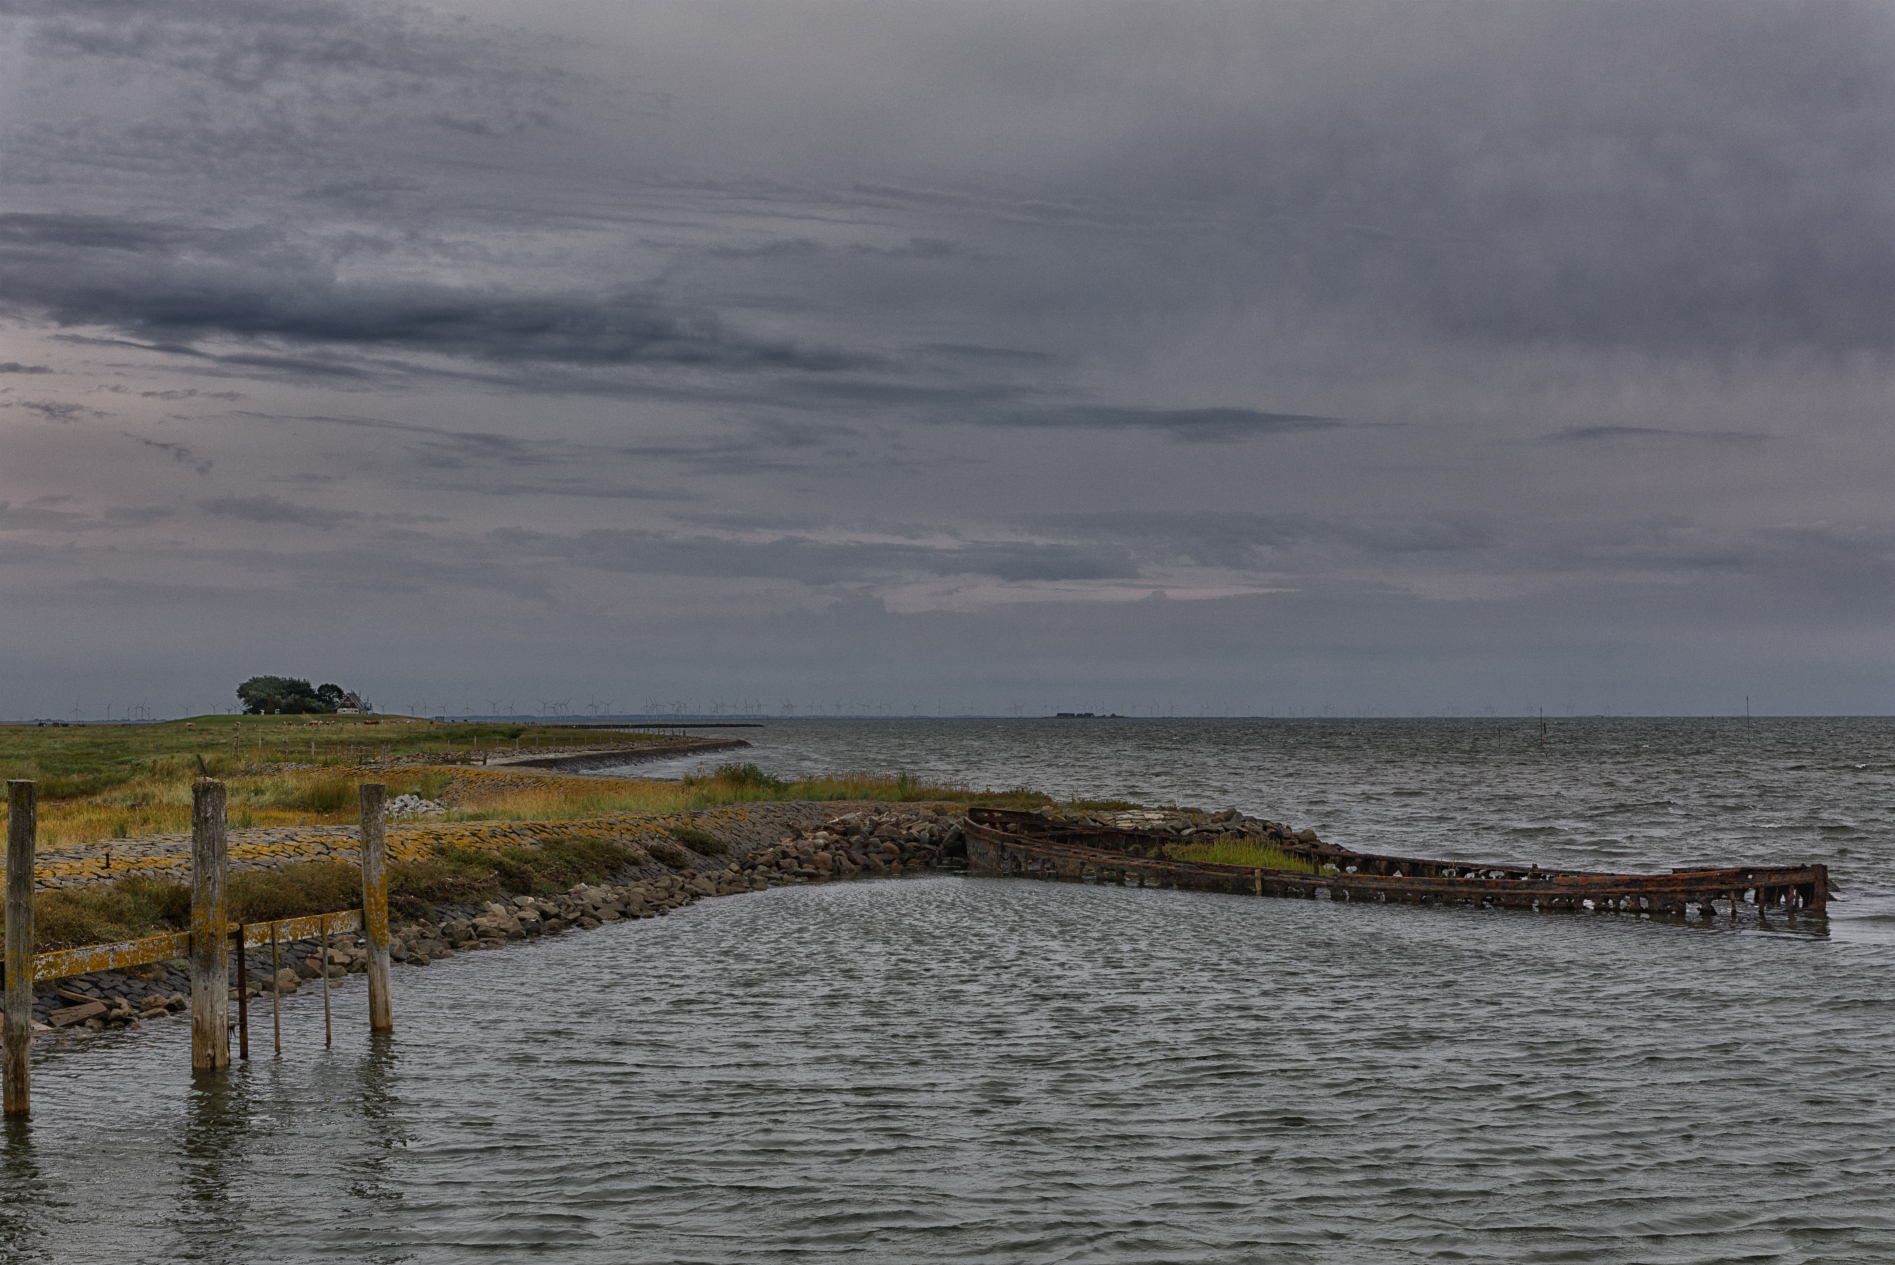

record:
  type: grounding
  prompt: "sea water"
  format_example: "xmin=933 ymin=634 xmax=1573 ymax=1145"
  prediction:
xmin=5 ymin=718 xmax=1891 ymax=1262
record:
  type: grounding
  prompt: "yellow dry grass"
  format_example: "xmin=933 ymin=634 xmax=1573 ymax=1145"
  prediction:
xmin=34 ymin=766 xmax=457 ymax=848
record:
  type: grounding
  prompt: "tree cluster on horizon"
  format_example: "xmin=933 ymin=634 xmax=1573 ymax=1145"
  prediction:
xmin=235 ymin=676 xmax=353 ymax=715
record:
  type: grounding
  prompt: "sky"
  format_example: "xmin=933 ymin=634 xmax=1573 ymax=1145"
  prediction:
xmin=2 ymin=0 xmax=1892 ymax=720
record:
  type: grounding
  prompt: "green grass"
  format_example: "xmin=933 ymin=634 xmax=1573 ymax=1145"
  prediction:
xmin=669 ymin=825 xmax=727 ymax=855
xmin=29 ymin=876 xmax=192 ymax=951
xmin=1165 ymin=837 xmax=1316 ymax=873
xmin=0 ymin=716 xmax=740 ymax=847
xmin=0 ymin=714 xmax=696 ymax=799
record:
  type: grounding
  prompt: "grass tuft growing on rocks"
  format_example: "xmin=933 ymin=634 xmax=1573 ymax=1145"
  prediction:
xmin=668 ymin=825 xmax=726 ymax=855
xmin=1164 ymin=838 xmax=1316 ymax=873
xmin=29 ymin=876 xmax=192 ymax=951
xmin=231 ymin=863 xmax=364 ymax=923
xmin=643 ymin=839 xmax=692 ymax=868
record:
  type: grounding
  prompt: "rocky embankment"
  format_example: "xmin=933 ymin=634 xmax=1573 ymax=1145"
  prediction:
xmin=29 ymin=801 xmax=969 ymax=1037
xmin=32 ymin=801 xmax=1309 ymax=1038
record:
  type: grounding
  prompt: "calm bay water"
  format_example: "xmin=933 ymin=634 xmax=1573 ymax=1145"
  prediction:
xmin=6 ymin=719 xmax=1892 ymax=1262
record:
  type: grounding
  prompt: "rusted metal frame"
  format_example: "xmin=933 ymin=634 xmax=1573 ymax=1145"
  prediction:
xmin=982 ymin=820 xmax=1824 ymax=899
xmin=969 ymin=825 xmax=1812 ymax=917
xmin=968 ymin=811 xmax=1830 ymax=899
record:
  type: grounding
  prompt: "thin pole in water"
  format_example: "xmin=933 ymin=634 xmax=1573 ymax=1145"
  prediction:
xmin=320 ymin=911 xmax=332 ymax=1048
xmin=272 ymin=922 xmax=281 ymax=1056
xmin=235 ymin=925 xmax=249 ymax=1060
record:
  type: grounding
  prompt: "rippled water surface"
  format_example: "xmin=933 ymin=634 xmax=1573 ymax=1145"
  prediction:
xmin=7 ymin=719 xmax=1893 ymax=1262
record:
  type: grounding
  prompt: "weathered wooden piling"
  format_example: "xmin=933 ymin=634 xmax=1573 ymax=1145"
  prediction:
xmin=190 ymin=779 xmax=230 ymax=1071
xmin=5 ymin=781 xmax=36 ymax=1116
xmin=360 ymin=783 xmax=393 ymax=1032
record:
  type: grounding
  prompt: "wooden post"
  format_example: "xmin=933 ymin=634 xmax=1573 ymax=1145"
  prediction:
xmin=5 ymin=781 xmax=36 ymax=1117
xmin=360 ymin=783 xmax=393 ymax=1032
xmin=190 ymin=778 xmax=230 ymax=1071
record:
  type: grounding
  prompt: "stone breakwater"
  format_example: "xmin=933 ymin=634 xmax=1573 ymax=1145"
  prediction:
xmin=25 ymin=801 xmax=966 ymax=1039
xmin=25 ymin=801 xmax=1294 ymax=1040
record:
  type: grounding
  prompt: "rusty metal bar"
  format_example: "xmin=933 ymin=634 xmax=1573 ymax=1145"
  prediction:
xmin=272 ymin=922 xmax=281 ymax=1056
xmin=235 ymin=924 xmax=249 ymax=1060
xmin=190 ymin=779 xmax=230 ymax=1072
xmin=6 ymin=780 xmax=36 ymax=1117
xmin=360 ymin=783 xmax=393 ymax=1033
xmin=320 ymin=911 xmax=331 ymax=1048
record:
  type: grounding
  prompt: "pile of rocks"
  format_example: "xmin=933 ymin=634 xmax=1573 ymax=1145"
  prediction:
xmin=43 ymin=987 xmax=187 ymax=1031
xmin=385 ymin=793 xmax=445 ymax=818
xmin=427 ymin=867 xmax=773 ymax=950
xmin=746 ymin=807 xmax=965 ymax=882
xmin=33 ymin=970 xmax=194 ymax=1030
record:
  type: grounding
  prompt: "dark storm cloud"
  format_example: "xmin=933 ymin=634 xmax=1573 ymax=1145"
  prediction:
xmin=200 ymin=495 xmax=359 ymax=529
xmin=490 ymin=527 xmax=1138 ymax=585
xmin=0 ymin=213 xmax=865 ymax=373
xmin=8 ymin=400 xmax=93 ymax=421
xmin=1000 ymin=407 xmax=1350 ymax=444
xmin=5 ymin=0 xmax=1895 ymax=716
xmin=1016 ymin=511 xmax=1498 ymax=573
xmin=101 ymin=506 xmax=175 ymax=527
xmin=131 ymin=436 xmax=213 ymax=474
xmin=1543 ymin=426 xmax=1767 ymax=445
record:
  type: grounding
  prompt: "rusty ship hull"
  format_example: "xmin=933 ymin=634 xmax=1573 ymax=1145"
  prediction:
xmin=961 ymin=809 xmax=1833 ymax=917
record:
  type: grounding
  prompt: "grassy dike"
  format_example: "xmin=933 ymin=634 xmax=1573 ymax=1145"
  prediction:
xmin=0 ymin=714 xmax=737 ymax=847
xmin=2 ymin=716 xmax=1058 ymax=954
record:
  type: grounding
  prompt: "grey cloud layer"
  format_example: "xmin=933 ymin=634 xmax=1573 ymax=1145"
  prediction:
xmin=4 ymin=0 xmax=1892 ymax=714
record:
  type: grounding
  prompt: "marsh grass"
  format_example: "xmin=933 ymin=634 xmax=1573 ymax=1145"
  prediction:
xmin=0 ymin=716 xmax=698 ymax=845
xmin=29 ymin=766 xmax=476 ymax=847
xmin=669 ymin=826 xmax=726 ymax=855
xmin=442 ymin=763 xmax=1048 ymax=823
xmin=29 ymin=876 xmax=192 ymax=951
xmin=1165 ymin=837 xmax=1317 ymax=873
xmin=6 ymin=722 xmax=1052 ymax=848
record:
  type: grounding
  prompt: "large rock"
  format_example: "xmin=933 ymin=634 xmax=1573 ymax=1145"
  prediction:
xmin=274 ymin=969 xmax=301 ymax=993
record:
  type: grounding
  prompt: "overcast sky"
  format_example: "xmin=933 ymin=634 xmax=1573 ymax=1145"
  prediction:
xmin=3 ymin=0 xmax=1891 ymax=720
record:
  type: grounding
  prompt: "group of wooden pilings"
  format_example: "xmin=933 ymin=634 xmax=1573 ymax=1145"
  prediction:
xmin=3 ymin=778 xmax=396 ymax=1118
